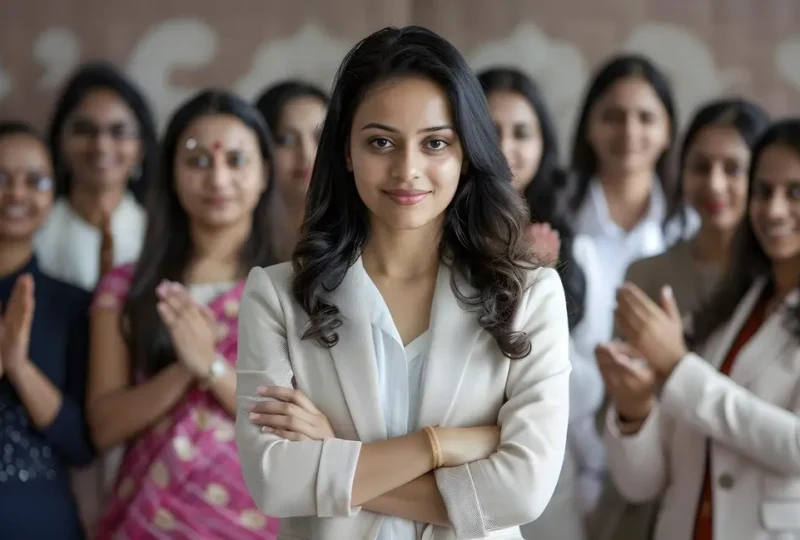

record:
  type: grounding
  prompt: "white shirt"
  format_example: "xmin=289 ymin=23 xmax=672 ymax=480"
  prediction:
xmin=363 ymin=271 xmax=430 ymax=540
xmin=34 ymin=193 xmax=146 ymax=291
xmin=567 ymin=179 xmax=697 ymax=510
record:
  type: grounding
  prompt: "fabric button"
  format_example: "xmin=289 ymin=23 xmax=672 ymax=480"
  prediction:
xmin=718 ymin=473 xmax=734 ymax=490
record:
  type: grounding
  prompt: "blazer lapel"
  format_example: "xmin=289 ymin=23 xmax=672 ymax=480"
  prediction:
xmin=324 ymin=258 xmax=387 ymax=442
xmin=416 ymin=264 xmax=478 ymax=429
xmin=702 ymin=279 xmax=767 ymax=370
xmin=730 ymin=287 xmax=799 ymax=388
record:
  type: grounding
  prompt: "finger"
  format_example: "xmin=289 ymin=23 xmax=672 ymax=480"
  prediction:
xmin=6 ymin=275 xmax=35 ymax=330
xmin=160 ymin=283 xmax=193 ymax=318
xmin=249 ymin=412 xmax=317 ymax=438
xmin=619 ymin=283 xmax=661 ymax=320
xmin=258 ymin=385 xmax=321 ymax=414
xmin=263 ymin=428 xmax=310 ymax=441
xmin=660 ymin=285 xmax=681 ymax=321
xmin=199 ymin=304 xmax=216 ymax=326
xmin=248 ymin=399 xmax=315 ymax=423
xmin=156 ymin=301 xmax=179 ymax=327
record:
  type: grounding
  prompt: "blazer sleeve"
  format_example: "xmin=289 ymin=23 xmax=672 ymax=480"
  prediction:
xmin=235 ymin=266 xmax=363 ymax=518
xmin=434 ymin=268 xmax=571 ymax=538
xmin=604 ymin=403 xmax=671 ymax=503
xmin=660 ymin=352 xmax=800 ymax=475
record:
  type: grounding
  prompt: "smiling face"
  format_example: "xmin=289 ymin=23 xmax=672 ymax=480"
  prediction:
xmin=749 ymin=143 xmax=800 ymax=263
xmin=586 ymin=76 xmax=670 ymax=177
xmin=173 ymin=113 xmax=267 ymax=230
xmin=0 ymin=133 xmax=55 ymax=241
xmin=61 ymin=88 xmax=142 ymax=192
xmin=486 ymin=90 xmax=543 ymax=192
xmin=683 ymin=124 xmax=751 ymax=233
xmin=347 ymin=76 xmax=464 ymax=233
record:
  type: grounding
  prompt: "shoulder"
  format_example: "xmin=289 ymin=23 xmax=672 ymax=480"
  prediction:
xmin=34 ymin=270 xmax=92 ymax=313
xmin=518 ymin=266 xmax=567 ymax=322
xmin=242 ymin=262 xmax=294 ymax=305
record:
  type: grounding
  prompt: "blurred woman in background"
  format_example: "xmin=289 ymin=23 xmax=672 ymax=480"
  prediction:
xmin=255 ymin=80 xmax=328 ymax=261
xmin=36 ymin=62 xmax=158 ymax=291
xmin=87 ymin=90 xmax=279 ymax=539
xmin=480 ymin=66 xmax=587 ymax=540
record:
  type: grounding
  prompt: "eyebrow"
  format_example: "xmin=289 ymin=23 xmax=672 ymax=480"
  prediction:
xmin=360 ymin=122 xmax=454 ymax=133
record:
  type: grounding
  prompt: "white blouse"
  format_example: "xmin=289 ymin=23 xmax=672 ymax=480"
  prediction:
xmin=34 ymin=193 xmax=146 ymax=291
xmin=568 ymin=180 xmax=697 ymax=510
xmin=363 ymin=272 xmax=430 ymax=540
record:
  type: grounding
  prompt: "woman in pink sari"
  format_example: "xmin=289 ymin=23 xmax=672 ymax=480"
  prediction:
xmin=86 ymin=90 xmax=280 ymax=539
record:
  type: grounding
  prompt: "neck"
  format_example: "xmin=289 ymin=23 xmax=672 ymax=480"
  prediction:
xmin=361 ymin=220 xmax=441 ymax=280
xmin=190 ymin=218 xmax=252 ymax=267
xmin=772 ymin=258 xmax=800 ymax=301
xmin=690 ymin=225 xmax=735 ymax=268
xmin=69 ymin=183 xmax=127 ymax=227
xmin=0 ymin=240 xmax=33 ymax=277
xmin=597 ymin=169 xmax=654 ymax=206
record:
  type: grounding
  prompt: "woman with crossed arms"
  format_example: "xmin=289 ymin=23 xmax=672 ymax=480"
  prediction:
xmin=236 ymin=25 xmax=571 ymax=540
xmin=602 ymin=118 xmax=800 ymax=539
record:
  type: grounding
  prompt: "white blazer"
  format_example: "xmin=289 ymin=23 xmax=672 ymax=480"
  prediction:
xmin=605 ymin=278 xmax=800 ymax=540
xmin=235 ymin=259 xmax=571 ymax=540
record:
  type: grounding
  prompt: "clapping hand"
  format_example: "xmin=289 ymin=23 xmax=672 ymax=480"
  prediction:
xmin=615 ymin=283 xmax=688 ymax=379
xmin=527 ymin=222 xmax=561 ymax=268
xmin=596 ymin=341 xmax=657 ymax=421
xmin=0 ymin=274 xmax=35 ymax=380
xmin=155 ymin=280 xmax=217 ymax=379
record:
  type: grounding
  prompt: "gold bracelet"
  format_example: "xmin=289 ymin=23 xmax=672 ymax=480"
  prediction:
xmin=423 ymin=426 xmax=443 ymax=468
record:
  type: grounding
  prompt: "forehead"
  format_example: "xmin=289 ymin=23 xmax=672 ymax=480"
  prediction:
xmin=487 ymin=90 xmax=538 ymax=123
xmin=181 ymin=114 xmax=260 ymax=148
xmin=280 ymin=96 xmax=327 ymax=125
xmin=686 ymin=125 xmax=749 ymax=158
xmin=353 ymin=76 xmax=453 ymax=130
xmin=755 ymin=143 xmax=800 ymax=184
xmin=0 ymin=135 xmax=50 ymax=168
xmin=595 ymin=76 xmax=664 ymax=111
xmin=71 ymin=88 xmax=137 ymax=122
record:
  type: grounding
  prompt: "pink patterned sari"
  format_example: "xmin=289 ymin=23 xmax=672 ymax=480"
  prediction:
xmin=93 ymin=265 xmax=279 ymax=540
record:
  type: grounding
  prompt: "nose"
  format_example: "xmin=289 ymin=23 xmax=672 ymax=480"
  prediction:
xmin=390 ymin=145 xmax=421 ymax=181
xmin=299 ymin=136 xmax=317 ymax=167
xmin=5 ymin=173 xmax=29 ymax=202
xmin=766 ymin=191 xmax=791 ymax=220
xmin=708 ymin=164 xmax=728 ymax=195
xmin=208 ymin=160 xmax=232 ymax=189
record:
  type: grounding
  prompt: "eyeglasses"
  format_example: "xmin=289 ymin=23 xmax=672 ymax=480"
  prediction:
xmin=0 ymin=171 xmax=54 ymax=192
xmin=68 ymin=119 xmax=140 ymax=140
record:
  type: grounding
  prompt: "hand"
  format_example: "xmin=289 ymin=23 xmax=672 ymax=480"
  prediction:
xmin=0 ymin=274 xmax=35 ymax=379
xmin=99 ymin=210 xmax=114 ymax=277
xmin=156 ymin=280 xmax=217 ymax=379
xmin=527 ymin=222 xmax=561 ymax=268
xmin=249 ymin=386 xmax=335 ymax=441
xmin=435 ymin=425 xmax=500 ymax=467
xmin=596 ymin=341 xmax=656 ymax=421
xmin=615 ymin=283 xmax=688 ymax=379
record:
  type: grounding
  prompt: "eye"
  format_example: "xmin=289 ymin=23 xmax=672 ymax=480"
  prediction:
xmin=188 ymin=154 xmax=212 ymax=169
xmin=29 ymin=174 xmax=53 ymax=192
xmin=369 ymin=138 xmax=393 ymax=149
xmin=276 ymin=134 xmax=298 ymax=146
xmin=425 ymin=139 xmax=448 ymax=151
xmin=228 ymin=152 xmax=248 ymax=168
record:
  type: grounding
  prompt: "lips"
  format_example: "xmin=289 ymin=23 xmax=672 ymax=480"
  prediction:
xmin=383 ymin=189 xmax=429 ymax=206
xmin=0 ymin=205 xmax=29 ymax=219
xmin=762 ymin=225 xmax=796 ymax=239
xmin=703 ymin=200 xmax=728 ymax=213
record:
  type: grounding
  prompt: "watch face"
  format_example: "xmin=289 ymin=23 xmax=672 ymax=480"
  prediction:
xmin=211 ymin=358 xmax=227 ymax=377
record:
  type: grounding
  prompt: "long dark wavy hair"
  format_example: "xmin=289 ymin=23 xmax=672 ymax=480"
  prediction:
xmin=690 ymin=119 xmax=800 ymax=346
xmin=254 ymin=80 xmax=330 ymax=136
xmin=478 ymin=67 xmax=585 ymax=328
xmin=122 ymin=90 xmax=278 ymax=377
xmin=568 ymin=54 xmax=680 ymax=229
xmin=293 ymin=26 xmax=536 ymax=359
xmin=47 ymin=62 xmax=159 ymax=203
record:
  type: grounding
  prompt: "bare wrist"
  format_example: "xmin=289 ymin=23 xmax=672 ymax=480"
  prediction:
xmin=5 ymin=359 xmax=32 ymax=384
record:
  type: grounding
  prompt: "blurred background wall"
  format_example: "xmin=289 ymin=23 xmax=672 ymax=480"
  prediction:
xmin=1 ymin=0 xmax=799 ymax=152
